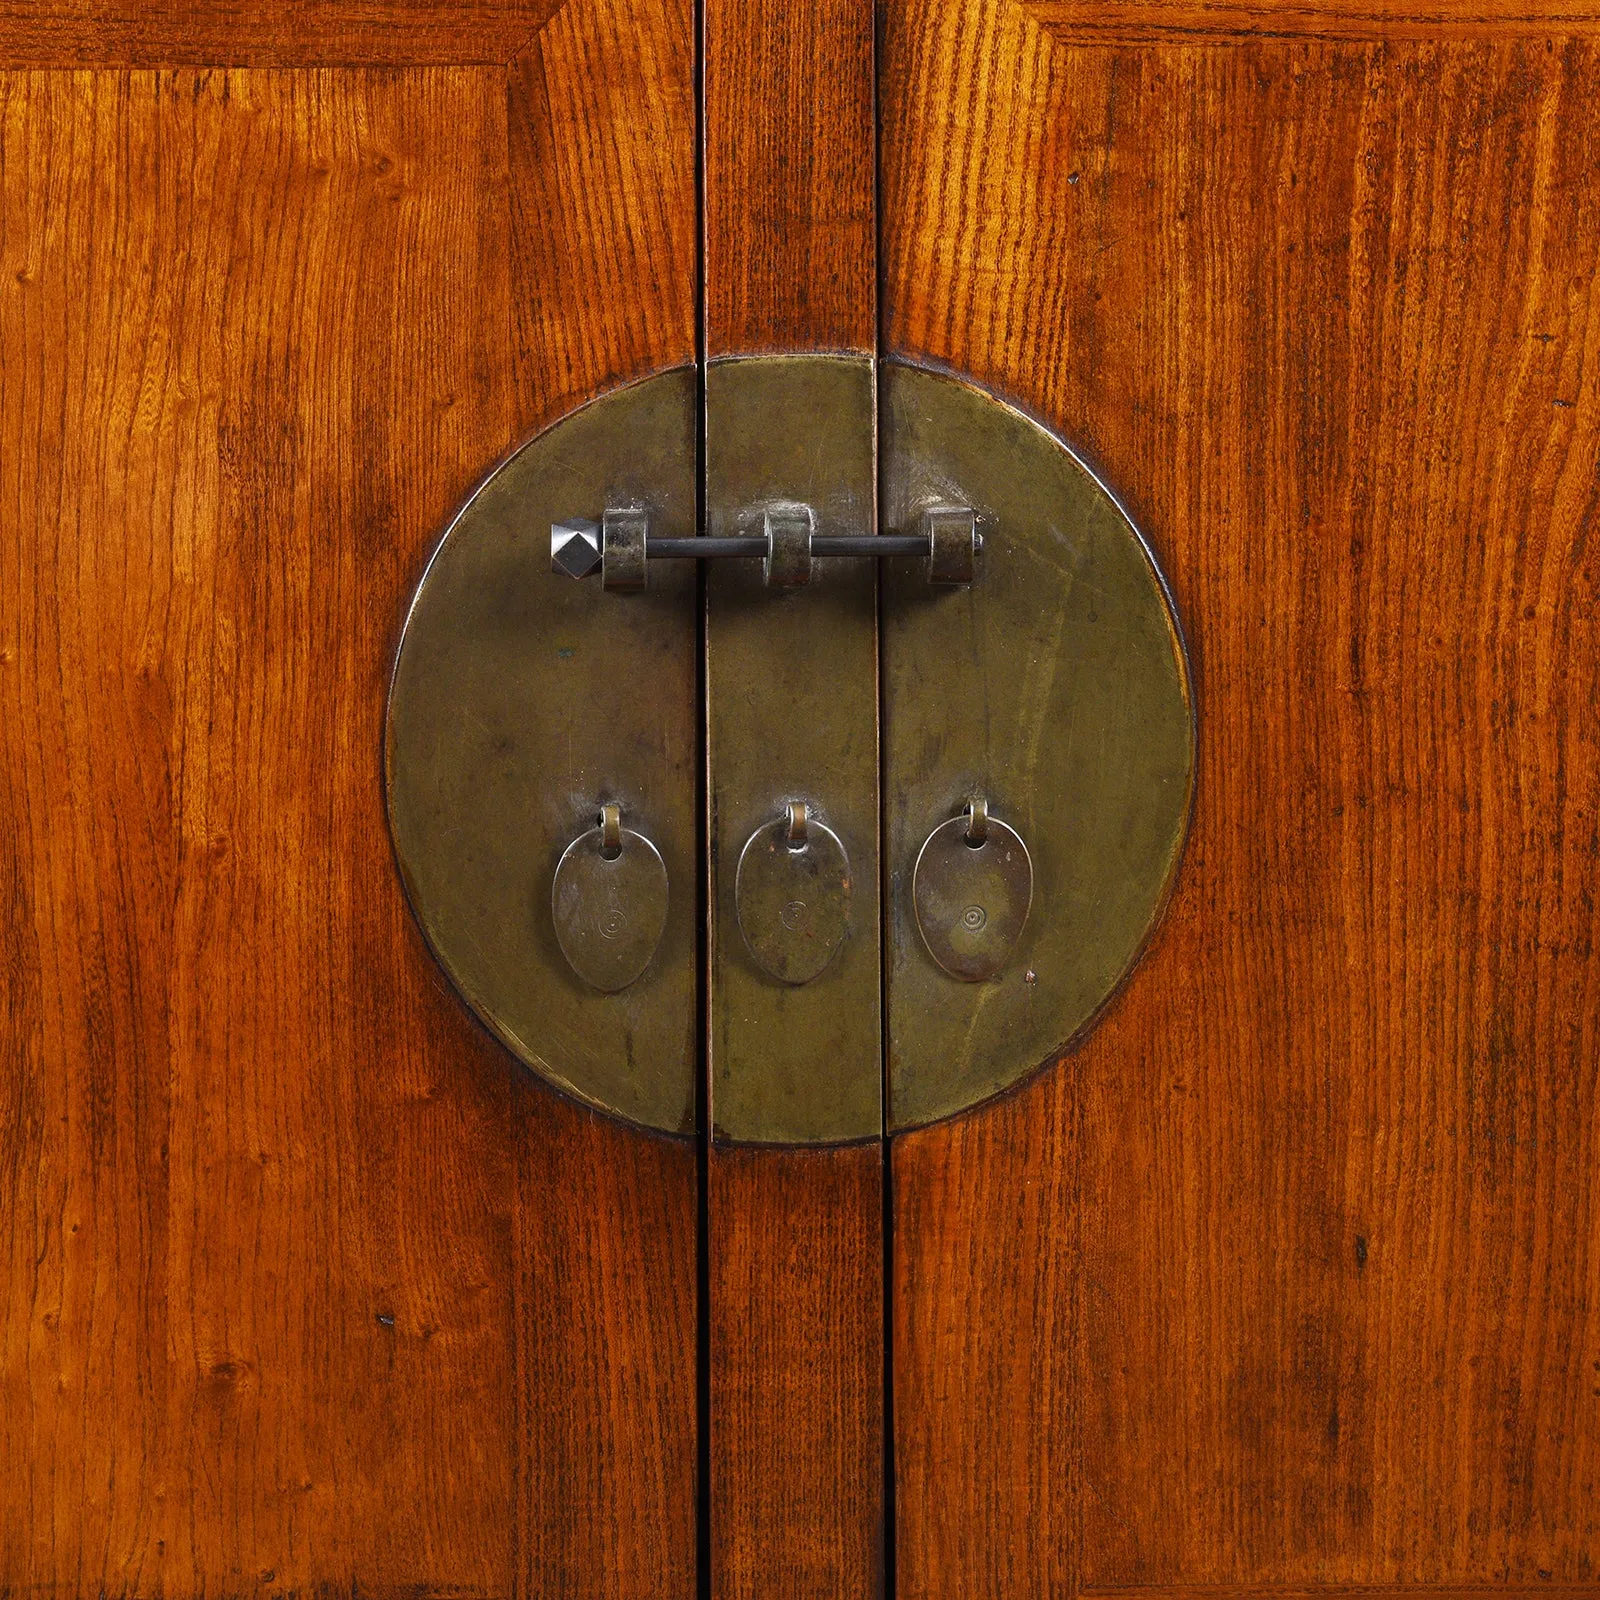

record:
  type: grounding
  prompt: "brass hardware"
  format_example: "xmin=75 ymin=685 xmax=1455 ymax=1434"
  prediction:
xmin=389 ymin=354 xmax=1192 ymax=1143
xmin=735 ymin=802 xmax=852 ymax=985
xmin=551 ymin=517 xmax=603 ymax=579
xmin=882 ymin=360 xmax=1194 ymax=1130
xmin=706 ymin=355 xmax=882 ymax=1146
xmin=553 ymin=804 xmax=671 ymax=992
xmin=387 ymin=365 xmax=699 ymax=1135
xmin=785 ymin=800 xmax=807 ymax=845
xmin=549 ymin=510 xmax=973 ymax=584
xmin=602 ymin=507 xmax=649 ymax=592
xmin=912 ymin=796 xmax=1033 ymax=983
xmin=600 ymin=801 xmax=623 ymax=857
xmin=964 ymin=794 xmax=988 ymax=846
xmin=763 ymin=506 xmax=814 ymax=588
xmin=926 ymin=506 xmax=981 ymax=585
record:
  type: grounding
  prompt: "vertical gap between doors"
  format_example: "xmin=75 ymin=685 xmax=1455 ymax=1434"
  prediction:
xmin=693 ymin=0 xmax=712 ymax=1588
xmin=874 ymin=0 xmax=895 ymax=1592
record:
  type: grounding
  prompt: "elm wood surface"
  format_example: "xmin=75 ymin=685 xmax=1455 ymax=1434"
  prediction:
xmin=0 ymin=2 xmax=566 ymax=66
xmin=0 ymin=3 xmax=699 ymax=1589
xmin=884 ymin=1 xmax=1600 ymax=1593
xmin=702 ymin=0 xmax=875 ymax=353
xmin=509 ymin=0 xmax=696 ymax=428
xmin=701 ymin=0 xmax=883 ymax=1591
xmin=1074 ymin=1589 xmax=1600 ymax=1598
xmin=707 ymin=1145 xmax=885 ymax=1599
xmin=1022 ymin=1 xmax=1600 ymax=42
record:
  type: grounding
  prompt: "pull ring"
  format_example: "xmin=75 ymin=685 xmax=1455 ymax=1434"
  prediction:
xmin=552 ymin=802 xmax=670 ymax=993
xmin=964 ymin=794 xmax=989 ymax=848
xmin=785 ymin=800 xmax=809 ymax=849
xmin=599 ymin=801 xmax=623 ymax=860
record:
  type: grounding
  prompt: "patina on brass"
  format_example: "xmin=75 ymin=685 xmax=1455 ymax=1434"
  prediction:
xmin=913 ymin=798 xmax=1034 ymax=982
xmin=552 ymin=804 xmax=671 ymax=993
xmin=735 ymin=802 xmax=853 ymax=985
xmin=706 ymin=355 xmax=882 ymax=1145
xmin=882 ymin=360 xmax=1194 ymax=1131
xmin=386 ymin=365 xmax=698 ymax=1135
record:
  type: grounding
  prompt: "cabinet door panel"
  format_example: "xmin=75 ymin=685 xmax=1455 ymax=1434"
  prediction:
xmin=0 ymin=2 xmax=699 ymax=1588
xmin=884 ymin=2 xmax=1600 ymax=1591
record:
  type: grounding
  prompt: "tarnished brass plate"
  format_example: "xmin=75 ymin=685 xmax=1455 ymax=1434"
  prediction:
xmin=386 ymin=366 xmax=698 ymax=1135
xmin=706 ymin=355 xmax=881 ymax=1146
xmin=882 ymin=362 xmax=1194 ymax=1130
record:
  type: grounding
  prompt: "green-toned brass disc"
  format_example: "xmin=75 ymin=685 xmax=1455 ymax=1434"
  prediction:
xmin=882 ymin=361 xmax=1195 ymax=1131
xmin=386 ymin=366 xmax=698 ymax=1135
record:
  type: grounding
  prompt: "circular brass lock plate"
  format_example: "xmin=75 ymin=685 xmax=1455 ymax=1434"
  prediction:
xmin=386 ymin=366 xmax=699 ymax=1136
xmin=882 ymin=361 xmax=1195 ymax=1130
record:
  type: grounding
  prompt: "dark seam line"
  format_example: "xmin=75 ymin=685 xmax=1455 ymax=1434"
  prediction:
xmin=874 ymin=2 xmax=895 ymax=1595
xmin=693 ymin=0 xmax=712 ymax=1591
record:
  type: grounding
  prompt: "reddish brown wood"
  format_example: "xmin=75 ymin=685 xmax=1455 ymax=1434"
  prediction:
xmin=0 ymin=65 xmax=518 ymax=1590
xmin=0 ymin=0 xmax=699 ymax=1588
xmin=893 ymin=1083 xmax=1078 ymax=1597
xmin=702 ymin=0 xmax=875 ymax=353
xmin=1073 ymin=1589 xmax=1600 ymax=1598
xmin=701 ymin=0 xmax=883 ymax=1590
xmin=885 ymin=2 xmax=1600 ymax=1592
xmin=509 ymin=0 xmax=697 ymax=430
xmin=515 ymin=1108 xmax=697 ymax=1598
xmin=507 ymin=6 xmax=699 ymax=1588
xmin=1025 ymin=0 xmax=1600 ymax=42
xmin=0 ymin=1 xmax=563 ymax=65
xmin=708 ymin=1145 xmax=884 ymax=1598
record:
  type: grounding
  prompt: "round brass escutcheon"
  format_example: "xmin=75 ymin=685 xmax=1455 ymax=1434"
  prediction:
xmin=386 ymin=355 xmax=1193 ymax=1141
xmin=881 ymin=361 xmax=1194 ymax=1130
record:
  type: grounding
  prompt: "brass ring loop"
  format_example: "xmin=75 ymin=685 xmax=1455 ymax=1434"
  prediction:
xmin=599 ymin=801 xmax=623 ymax=859
xmin=964 ymin=793 xmax=989 ymax=848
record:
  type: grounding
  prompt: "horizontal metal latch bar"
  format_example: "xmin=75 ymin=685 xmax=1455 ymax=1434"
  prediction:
xmin=551 ymin=505 xmax=980 ymax=589
xmin=644 ymin=533 xmax=928 ymax=560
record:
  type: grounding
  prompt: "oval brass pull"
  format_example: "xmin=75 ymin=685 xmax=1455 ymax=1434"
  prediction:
xmin=735 ymin=802 xmax=851 ymax=986
xmin=912 ymin=795 xmax=1033 ymax=983
xmin=552 ymin=803 xmax=670 ymax=993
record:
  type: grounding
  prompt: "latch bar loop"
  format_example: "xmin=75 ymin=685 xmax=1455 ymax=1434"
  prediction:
xmin=551 ymin=507 xmax=978 ymax=587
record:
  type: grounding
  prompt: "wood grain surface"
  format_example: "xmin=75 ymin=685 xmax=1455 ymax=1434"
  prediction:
xmin=509 ymin=0 xmax=696 ymax=428
xmin=1024 ymin=0 xmax=1600 ymax=42
xmin=702 ymin=0 xmax=875 ymax=352
xmin=0 ymin=0 xmax=699 ymax=1587
xmin=884 ymin=0 xmax=1600 ymax=1592
xmin=701 ymin=0 xmax=884 ymax=1592
xmin=707 ymin=1145 xmax=884 ymax=1599
xmin=0 ymin=1 xmax=565 ymax=66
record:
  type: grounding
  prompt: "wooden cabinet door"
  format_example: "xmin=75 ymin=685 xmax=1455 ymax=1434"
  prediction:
xmin=882 ymin=3 xmax=1600 ymax=1596
xmin=0 ymin=5 xmax=700 ymax=1593
xmin=4 ymin=2 xmax=1600 ymax=1598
